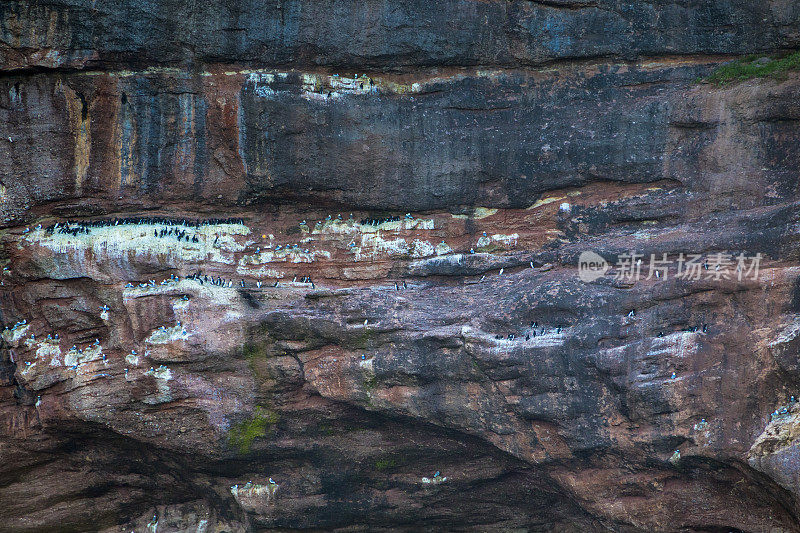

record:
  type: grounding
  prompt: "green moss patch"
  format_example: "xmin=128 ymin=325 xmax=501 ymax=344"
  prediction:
xmin=374 ymin=457 xmax=398 ymax=471
xmin=703 ymin=50 xmax=800 ymax=85
xmin=242 ymin=342 xmax=268 ymax=361
xmin=241 ymin=342 xmax=274 ymax=377
xmin=228 ymin=407 xmax=279 ymax=454
xmin=353 ymin=329 xmax=374 ymax=350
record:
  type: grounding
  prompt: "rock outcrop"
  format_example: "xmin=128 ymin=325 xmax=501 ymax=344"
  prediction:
xmin=2 ymin=1 xmax=800 ymax=531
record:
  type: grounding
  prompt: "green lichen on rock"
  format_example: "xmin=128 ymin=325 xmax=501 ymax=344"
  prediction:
xmin=703 ymin=50 xmax=800 ymax=85
xmin=242 ymin=342 xmax=268 ymax=361
xmin=374 ymin=457 xmax=398 ymax=471
xmin=228 ymin=407 xmax=279 ymax=454
xmin=241 ymin=341 xmax=274 ymax=377
xmin=352 ymin=328 xmax=375 ymax=350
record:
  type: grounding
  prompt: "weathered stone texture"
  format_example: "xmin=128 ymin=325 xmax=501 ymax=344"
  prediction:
xmin=2 ymin=1 xmax=800 ymax=531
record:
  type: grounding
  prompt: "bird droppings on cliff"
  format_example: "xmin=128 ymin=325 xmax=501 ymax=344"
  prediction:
xmin=146 ymin=514 xmax=158 ymax=533
xmin=669 ymin=450 xmax=681 ymax=465
xmin=421 ymin=472 xmax=447 ymax=485
xmin=231 ymin=478 xmax=279 ymax=505
xmin=771 ymin=407 xmax=791 ymax=420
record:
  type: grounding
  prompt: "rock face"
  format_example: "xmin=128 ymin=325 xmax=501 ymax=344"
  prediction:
xmin=2 ymin=1 xmax=800 ymax=531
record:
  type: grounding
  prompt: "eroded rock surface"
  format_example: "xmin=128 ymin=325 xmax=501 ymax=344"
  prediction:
xmin=2 ymin=1 xmax=800 ymax=531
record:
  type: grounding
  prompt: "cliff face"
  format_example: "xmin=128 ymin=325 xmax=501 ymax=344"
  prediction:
xmin=2 ymin=2 xmax=800 ymax=531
